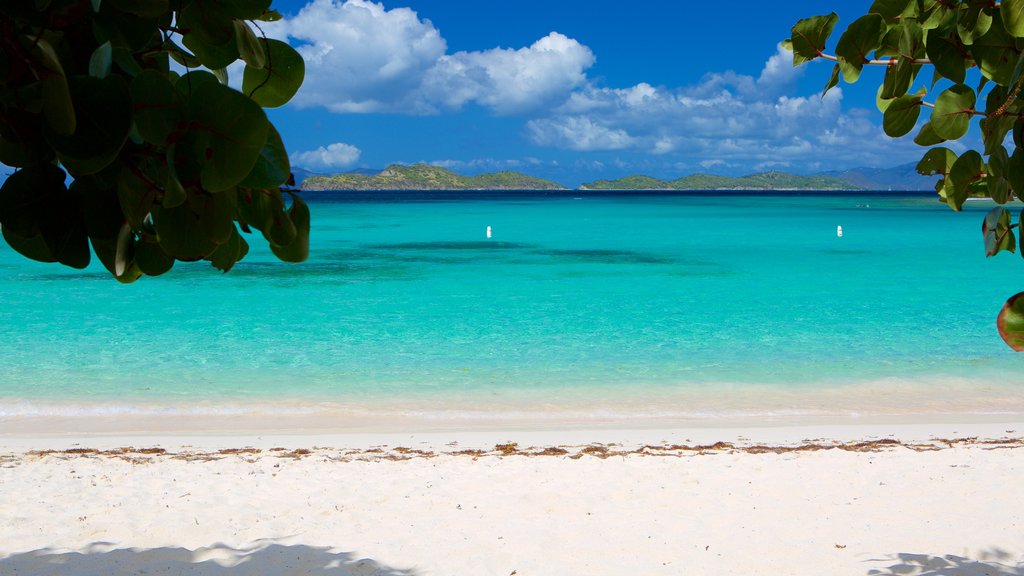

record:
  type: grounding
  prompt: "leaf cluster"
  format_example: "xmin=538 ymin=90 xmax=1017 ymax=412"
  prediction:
xmin=0 ymin=0 xmax=308 ymax=282
xmin=789 ymin=0 xmax=1024 ymax=350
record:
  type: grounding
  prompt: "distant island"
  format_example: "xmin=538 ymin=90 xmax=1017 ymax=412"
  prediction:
xmin=302 ymin=164 xmax=566 ymax=191
xmin=579 ymin=171 xmax=858 ymax=191
xmin=297 ymin=162 xmax=939 ymax=191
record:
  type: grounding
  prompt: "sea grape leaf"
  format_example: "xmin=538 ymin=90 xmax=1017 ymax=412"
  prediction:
xmin=188 ymin=189 xmax=236 ymax=245
xmin=931 ymin=84 xmax=976 ymax=140
xmin=185 ymin=80 xmax=270 ymax=192
xmin=89 ymin=41 xmax=112 ymax=78
xmin=869 ymin=0 xmax=916 ymax=23
xmin=33 ymin=38 xmax=76 ymax=136
xmin=207 ymin=226 xmax=249 ymax=272
xmin=178 ymin=1 xmax=238 ymax=70
xmin=235 ymin=20 xmax=266 ymax=70
xmin=0 ymin=164 xmax=88 ymax=268
xmin=958 ymin=2 xmax=994 ymax=45
xmin=914 ymin=122 xmax=946 ymax=146
xmin=1002 ymin=0 xmax=1024 ymax=37
xmin=971 ymin=13 xmax=1022 ymax=85
xmin=130 ymin=70 xmax=185 ymax=146
xmin=269 ymin=194 xmax=309 ymax=263
xmin=946 ymin=150 xmax=985 ymax=210
xmin=152 ymin=201 xmax=219 ymax=261
xmin=134 ymin=238 xmax=174 ymax=276
xmin=926 ymin=28 xmax=968 ymax=85
xmin=789 ymin=14 xmax=839 ymax=65
xmin=242 ymin=39 xmax=304 ymax=108
xmin=997 ymin=291 xmax=1024 ymax=351
xmin=218 ymin=0 xmax=272 ymax=20
xmin=823 ymin=64 xmax=840 ymax=97
xmin=921 ymin=0 xmax=955 ymax=30
xmin=239 ymin=124 xmax=290 ymax=189
xmin=883 ymin=92 xmax=923 ymax=137
xmin=835 ymin=14 xmax=885 ymax=83
xmin=917 ymin=147 xmax=958 ymax=176
xmin=44 ymin=75 xmax=131 ymax=176
xmin=983 ymin=206 xmax=1016 ymax=255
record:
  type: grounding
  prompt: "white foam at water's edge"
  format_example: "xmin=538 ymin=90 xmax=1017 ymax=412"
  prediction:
xmin=2 ymin=375 xmax=1023 ymax=423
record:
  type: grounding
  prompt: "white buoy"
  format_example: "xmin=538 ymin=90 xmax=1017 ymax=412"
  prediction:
xmin=486 ymin=225 xmax=492 ymax=239
xmin=837 ymin=225 xmax=843 ymax=238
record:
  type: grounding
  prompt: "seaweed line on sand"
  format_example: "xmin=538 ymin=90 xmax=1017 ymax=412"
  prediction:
xmin=6 ymin=435 xmax=1024 ymax=466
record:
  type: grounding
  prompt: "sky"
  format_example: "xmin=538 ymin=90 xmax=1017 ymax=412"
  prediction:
xmin=263 ymin=0 xmax=956 ymax=186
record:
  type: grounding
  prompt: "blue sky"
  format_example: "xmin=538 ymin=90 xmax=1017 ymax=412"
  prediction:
xmin=259 ymin=1 xmax=953 ymax=185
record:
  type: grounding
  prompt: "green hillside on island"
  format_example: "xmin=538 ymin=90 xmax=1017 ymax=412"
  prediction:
xmin=302 ymin=164 xmax=566 ymax=191
xmin=580 ymin=171 xmax=860 ymax=191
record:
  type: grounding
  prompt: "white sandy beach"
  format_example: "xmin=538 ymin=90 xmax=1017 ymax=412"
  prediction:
xmin=2 ymin=421 xmax=1023 ymax=576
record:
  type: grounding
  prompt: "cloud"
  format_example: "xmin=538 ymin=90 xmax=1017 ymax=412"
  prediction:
xmin=290 ymin=142 xmax=362 ymax=170
xmin=272 ymin=0 xmax=593 ymax=114
xmin=525 ymin=43 xmax=925 ymax=169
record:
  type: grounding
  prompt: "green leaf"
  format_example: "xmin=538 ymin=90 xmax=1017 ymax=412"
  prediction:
xmin=235 ymin=20 xmax=267 ymax=70
xmin=218 ymin=0 xmax=272 ymax=20
xmin=876 ymin=84 xmax=894 ymax=113
xmin=931 ymin=84 xmax=976 ymax=140
xmin=914 ymin=121 xmax=946 ymax=146
xmin=926 ymin=28 xmax=968 ymax=85
xmin=130 ymin=70 xmax=186 ymax=146
xmin=971 ymin=13 xmax=1022 ymax=85
xmin=164 ymin=38 xmax=201 ymax=68
xmin=45 ymin=75 xmax=131 ymax=176
xmin=1002 ymin=0 xmax=1024 ymax=37
xmin=958 ymin=2 xmax=994 ymax=45
xmin=188 ymin=188 xmax=236 ymax=245
xmin=883 ymin=92 xmax=923 ymax=137
xmin=89 ymin=42 xmax=113 ymax=79
xmin=152 ymin=201 xmax=219 ymax=261
xmin=237 ymin=187 xmax=294 ymax=245
xmin=881 ymin=21 xmax=925 ymax=98
xmin=239 ymin=124 xmax=290 ymax=189
xmin=917 ymin=147 xmax=958 ymax=176
xmin=179 ymin=1 xmax=239 ymax=70
xmin=869 ymin=0 xmax=917 ymax=22
xmin=0 ymin=164 xmax=89 ymax=268
xmin=134 ymin=238 xmax=175 ymax=276
xmin=116 ymin=159 xmax=161 ymax=229
xmin=269 ymin=194 xmax=309 ymax=263
xmin=789 ymin=13 xmax=839 ymax=65
xmin=997 ymin=291 xmax=1024 ymax=351
xmin=988 ymin=171 xmax=1011 ymax=203
xmin=207 ymin=226 xmax=249 ymax=272
xmin=186 ymin=80 xmax=270 ymax=192
xmin=256 ymin=9 xmax=282 ymax=22
xmin=1008 ymin=147 xmax=1024 ymax=196
xmin=947 ymin=149 xmax=985 ymax=210
xmin=920 ymin=0 xmax=955 ymax=30
xmin=242 ymin=39 xmax=305 ymax=108
xmin=105 ymin=0 xmax=168 ymax=18
xmin=983 ymin=206 xmax=1017 ymax=255
xmin=822 ymin=64 xmax=841 ymax=97
xmin=33 ymin=38 xmax=76 ymax=137
xmin=835 ymin=14 xmax=885 ymax=83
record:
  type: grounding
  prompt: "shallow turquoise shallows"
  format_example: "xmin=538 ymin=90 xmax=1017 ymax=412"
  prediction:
xmin=2 ymin=192 xmax=1023 ymax=415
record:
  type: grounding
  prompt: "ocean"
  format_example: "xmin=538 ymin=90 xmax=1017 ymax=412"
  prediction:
xmin=2 ymin=191 xmax=1023 ymax=425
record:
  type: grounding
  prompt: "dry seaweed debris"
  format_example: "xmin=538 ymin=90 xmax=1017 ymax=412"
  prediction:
xmin=9 ymin=435 xmax=1024 ymax=464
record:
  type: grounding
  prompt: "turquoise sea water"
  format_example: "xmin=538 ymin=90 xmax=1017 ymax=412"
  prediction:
xmin=2 ymin=192 xmax=1024 ymax=420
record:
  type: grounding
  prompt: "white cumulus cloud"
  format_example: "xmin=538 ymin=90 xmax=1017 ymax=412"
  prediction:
xmin=270 ymin=0 xmax=593 ymax=115
xmin=290 ymin=142 xmax=362 ymax=170
xmin=525 ymin=43 xmax=924 ymax=169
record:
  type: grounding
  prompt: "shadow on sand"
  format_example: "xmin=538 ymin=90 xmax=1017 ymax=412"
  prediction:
xmin=867 ymin=549 xmax=1023 ymax=576
xmin=0 ymin=542 xmax=418 ymax=576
